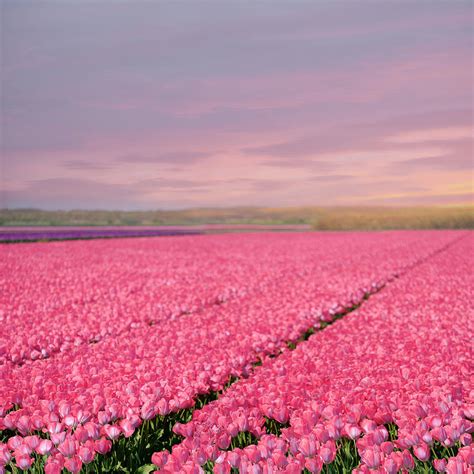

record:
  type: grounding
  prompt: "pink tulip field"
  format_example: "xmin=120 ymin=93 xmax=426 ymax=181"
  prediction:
xmin=0 ymin=231 xmax=472 ymax=473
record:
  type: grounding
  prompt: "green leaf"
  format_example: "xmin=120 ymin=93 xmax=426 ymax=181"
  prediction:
xmin=137 ymin=464 xmax=156 ymax=474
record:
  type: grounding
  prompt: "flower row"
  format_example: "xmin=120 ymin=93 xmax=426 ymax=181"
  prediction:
xmin=151 ymin=234 xmax=473 ymax=473
xmin=0 ymin=232 xmax=459 ymax=365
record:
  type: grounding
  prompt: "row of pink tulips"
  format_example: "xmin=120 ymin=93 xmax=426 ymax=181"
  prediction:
xmin=151 ymin=234 xmax=473 ymax=473
xmin=0 ymin=232 xmax=459 ymax=365
xmin=0 ymin=231 xmax=467 ymax=472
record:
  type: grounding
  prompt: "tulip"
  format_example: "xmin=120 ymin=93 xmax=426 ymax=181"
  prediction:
xmin=346 ymin=424 xmax=361 ymax=439
xmin=383 ymin=457 xmax=398 ymax=474
xmin=15 ymin=455 xmax=34 ymax=470
xmin=401 ymin=450 xmax=414 ymax=470
xmin=305 ymin=455 xmax=323 ymax=473
xmin=94 ymin=437 xmax=112 ymax=455
xmin=104 ymin=424 xmax=121 ymax=440
xmin=298 ymin=437 xmax=316 ymax=457
xmin=433 ymin=458 xmax=447 ymax=472
xmin=78 ymin=446 xmax=95 ymax=464
xmin=431 ymin=427 xmax=448 ymax=443
xmin=45 ymin=461 xmax=63 ymax=474
xmin=64 ymin=455 xmax=82 ymax=474
xmin=319 ymin=444 xmax=336 ymax=464
xmin=58 ymin=438 xmax=76 ymax=458
xmin=0 ymin=446 xmax=11 ymax=466
xmin=152 ymin=450 xmax=169 ymax=467
xmin=37 ymin=439 xmax=54 ymax=455
xmin=445 ymin=457 xmax=466 ymax=474
xmin=413 ymin=442 xmax=430 ymax=462
xmin=361 ymin=448 xmax=381 ymax=469
xmin=84 ymin=422 xmax=100 ymax=440
xmin=50 ymin=431 xmax=67 ymax=445
xmin=24 ymin=435 xmax=40 ymax=451
xmin=119 ymin=419 xmax=136 ymax=438
xmin=380 ymin=441 xmax=393 ymax=455
xmin=7 ymin=436 xmax=23 ymax=451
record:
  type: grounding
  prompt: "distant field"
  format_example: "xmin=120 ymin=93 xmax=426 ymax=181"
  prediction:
xmin=1 ymin=206 xmax=473 ymax=230
xmin=0 ymin=225 xmax=310 ymax=243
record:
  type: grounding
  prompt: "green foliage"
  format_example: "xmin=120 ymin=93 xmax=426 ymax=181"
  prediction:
xmin=264 ymin=417 xmax=290 ymax=436
xmin=226 ymin=432 xmax=259 ymax=451
xmin=1 ymin=205 xmax=473 ymax=229
xmin=84 ymin=390 xmax=222 ymax=473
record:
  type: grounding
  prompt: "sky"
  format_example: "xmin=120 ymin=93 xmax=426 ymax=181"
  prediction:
xmin=1 ymin=1 xmax=473 ymax=210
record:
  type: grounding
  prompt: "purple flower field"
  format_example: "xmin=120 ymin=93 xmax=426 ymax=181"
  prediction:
xmin=0 ymin=228 xmax=202 ymax=242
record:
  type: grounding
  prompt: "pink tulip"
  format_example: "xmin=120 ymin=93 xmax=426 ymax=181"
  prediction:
xmin=24 ymin=435 xmax=40 ymax=451
xmin=119 ymin=419 xmax=136 ymax=438
xmin=319 ymin=444 xmax=336 ymax=464
xmin=58 ymin=438 xmax=76 ymax=458
xmin=401 ymin=450 xmax=415 ymax=470
xmin=304 ymin=455 xmax=323 ymax=473
xmin=458 ymin=446 xmax=474 ymax=465
xmin=7 ymin=436 xmax=23 ymax=451
xmin=0 ymin=446 xmax=11 ymax=466
xmin=64 ymin=455 xmax=82 ymax=473
xmin=157 ymin=399 xmax=170 ymax=416
xmin=50 ymin=432 xmax=67 ymax=445
xmin=15 ymin=455 xmax=34 ymax=470
xmin=45 ymin=462 xmax=63 ymax=474
xmin=16 ymin=416 xmax=31 ymax=435
xmin=78 ymin=446 xmax=95 ymax=464
xmin=431 ymin=427 xmax=448 ymax=443
xmin=298 ymin=437 xmax=316 ymax=457
xmin=433 ymin=458 xmax=448 ymax=472
xmin=151 ymin=450 xmax=169 ymax=467
xmin=37 ymin=439 xmax=54 ymax=455
xmin=360 ymin=419 xmax=377 ymax=434
xmin=413 ymin=442 xmax=430 ymax=462
xmin=361 ymin=448 xmax=381 ymax=469
xmin=84 ymin=422 xmax=100 ymax=440
xmin=445 ymin=457 xmax=466 ymax=474
xmin=346 ymin=424 xmax=361 ymax=439
xmin=94 ymin=437 xmax=112 ymax=455
xmin=104 ymin=424 xmax=121 ymax=440
xmin=383 ymin=457 xmax=398 ymax=474
xmin=73 ymin=425 xmax=89 ymax=443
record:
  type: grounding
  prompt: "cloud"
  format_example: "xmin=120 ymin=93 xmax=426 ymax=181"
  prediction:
xmin=393 ymin=154 xmax=473 ymax=171
xmin=4 ymin=176 xmax=220 ymax=210
xmin=136 ymin=178 xmax=210 ymax=190
xmin=388 ymin=138 xmax=473 ymax=173
xmin=62 ymin=160 xmax=112 ymax=170
xmin=260 ymin=159 xmax=339 ymax=173
xmin=309 ymin=175 xmax=354 ymax=182
xmin=364 ymin=192 xmax=474 ymax=205
xmin=4 ymin=178 xmax=145 ymax=210
xmin=243 ymin=109 xmax=472 ymax=160
xmin=116 ymin=151 xmax=211 ymax=165
xmin=386 ymin=126 xmax=473 ymax=144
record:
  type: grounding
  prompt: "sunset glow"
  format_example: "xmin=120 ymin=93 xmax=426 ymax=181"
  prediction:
xmin=2 ymin=2 xmax=473 ymax=209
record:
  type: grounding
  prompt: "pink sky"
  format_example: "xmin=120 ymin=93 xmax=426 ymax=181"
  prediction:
xmin=1 ymin=2 xmax=473 ymax=210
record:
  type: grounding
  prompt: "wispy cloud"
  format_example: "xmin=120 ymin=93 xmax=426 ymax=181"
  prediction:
xmin=116 ymin=151 xmax=212 ymax=165
xmin=62 ymin=160 xmax=112 ymax=170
